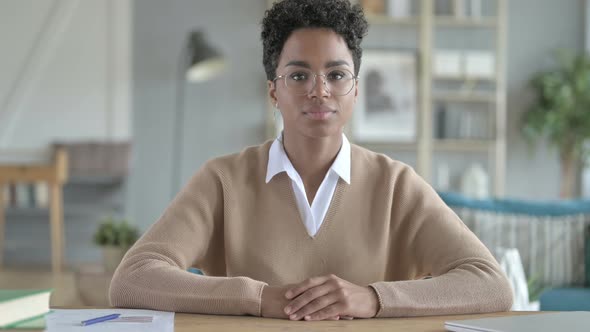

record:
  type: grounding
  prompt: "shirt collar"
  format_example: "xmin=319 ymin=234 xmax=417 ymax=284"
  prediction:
xmin=265 ymin=136 xmax=287 ymax=183
xmin=265 ymin=132 xmax=351 ymax=184
xmin=331 ymin=134 xmax=351 ymax=184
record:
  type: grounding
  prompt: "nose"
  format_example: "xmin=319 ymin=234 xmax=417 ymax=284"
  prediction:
xmin=308 ymin=74 xmax=330 ymax=98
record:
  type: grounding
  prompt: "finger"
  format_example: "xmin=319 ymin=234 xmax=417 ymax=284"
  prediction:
xmin=303 ymin=303 xmax=343 ymax=321
xmin=285 ymin=281 xmax=339 ymax=316
xmin=327 ymin=316 xmax=340 ymax=321
xmin=289 ymin=292 xmax=339 ymax=320
xmin=285 ymin=275 xmax=331 ymax=300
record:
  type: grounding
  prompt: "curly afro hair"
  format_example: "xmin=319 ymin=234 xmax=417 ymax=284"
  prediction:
xmin=261 ymin=0 xmax=368 ymax=81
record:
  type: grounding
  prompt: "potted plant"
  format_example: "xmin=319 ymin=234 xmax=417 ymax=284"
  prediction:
xmin=93 ymin=217 xmax=139 ymax=272
xmin=522 ymin=50 xmax=590 ymax=198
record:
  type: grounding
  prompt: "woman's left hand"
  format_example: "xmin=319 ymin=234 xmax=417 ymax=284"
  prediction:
xmin=283 ymin=274 xmax=380 ymax=321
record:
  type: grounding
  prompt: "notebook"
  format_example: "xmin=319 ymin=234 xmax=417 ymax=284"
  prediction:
xmin=445 ymin=311 xmax=590 ymax=332
xmin=3 ymin=314 xmax=47 ymax=330
xmin=0 ymin=289 xmax=52 ymax=329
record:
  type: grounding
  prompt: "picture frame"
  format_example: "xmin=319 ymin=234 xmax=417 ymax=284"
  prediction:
xmin=353 ymin=50 xmax=417 ymax=142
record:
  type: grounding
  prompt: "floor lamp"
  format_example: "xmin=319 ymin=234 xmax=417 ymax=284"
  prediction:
xmin=171 ymin=30 xmax=226 ymax=198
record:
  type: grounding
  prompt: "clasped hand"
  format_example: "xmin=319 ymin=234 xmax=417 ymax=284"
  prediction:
xmin=261 ymin=274 xmax=379 ymax=321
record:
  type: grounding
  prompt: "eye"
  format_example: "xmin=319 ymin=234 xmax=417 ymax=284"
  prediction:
xmin=327 ymin=70 xmax=346 ymax=81
xmin=289 ymin=72 xmax=309 ymax=81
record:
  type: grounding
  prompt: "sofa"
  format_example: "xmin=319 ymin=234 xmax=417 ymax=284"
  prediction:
xmin=439 ymin=192 xmax=590 ymax=310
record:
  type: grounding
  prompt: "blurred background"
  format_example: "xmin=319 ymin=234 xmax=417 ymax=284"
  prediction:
xmin=0 ymin=0 xmax=589 ymax=312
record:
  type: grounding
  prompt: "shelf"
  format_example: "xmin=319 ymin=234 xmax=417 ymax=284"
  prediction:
xmin=366 ymin=14 xmax=419 ymax=26
xmin=5 ymin=207 xmax=50 ymax=218
xmin=433 ymin=75 xmax=496 ymax=82
xmin=435 ymin=16 xmax=497 ymax=28
xmin=365 ymin=15 xmax=497 ymax=28
xmin=68 ymin=175 xmax=126 ymax=185
xmin=432 ymin=92 xmax=497 ymax=103
xmin=434 ymin=139 xmax=492 ymax=152
xmin=359 ymin=141 xmax=417 ymax=151
xmin=5 ymin=203 xmax=123 ymax=217
xmin=358 ymin=140 xmax=492 ymax=152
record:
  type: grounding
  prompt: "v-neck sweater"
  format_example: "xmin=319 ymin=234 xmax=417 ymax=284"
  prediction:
xmin=109 ymin=140 xmax=513 ymax=317
xmin=265 ymin=133 xmax=351 ymax=237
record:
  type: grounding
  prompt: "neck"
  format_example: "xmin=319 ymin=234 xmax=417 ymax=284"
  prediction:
xmin=281 ymin=130 xmax=342 ymax=185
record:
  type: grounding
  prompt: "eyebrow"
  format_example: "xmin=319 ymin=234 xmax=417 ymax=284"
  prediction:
xmin=284 ymin=60 xmax=350 ymax=68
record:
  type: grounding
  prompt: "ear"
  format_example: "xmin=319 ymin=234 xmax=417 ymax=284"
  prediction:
xmin=353 ymin=78 xmax=359 ymax=104
xmin=268 ymin=80 xmax=277 ymax=106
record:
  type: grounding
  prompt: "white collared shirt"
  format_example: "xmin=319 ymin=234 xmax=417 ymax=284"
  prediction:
xmin=265 ymin=133 xmax=351 ymax=237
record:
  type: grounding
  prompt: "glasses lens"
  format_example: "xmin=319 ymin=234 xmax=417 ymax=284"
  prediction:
xmin=326 ymin=69 xmax=355 ymax=96
xmin=283 ymin=69 xmax=355 ymax=96
xmin=284 ymin=69 xmax=313 ymax=95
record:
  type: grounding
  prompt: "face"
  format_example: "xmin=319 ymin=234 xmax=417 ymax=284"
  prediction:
xmin=268 ymin=28 xmax=358 ymax=141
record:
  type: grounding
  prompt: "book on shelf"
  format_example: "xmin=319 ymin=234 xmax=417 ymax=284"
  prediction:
xmin=14 ymin=184 xmax=29 ymax=208
xmin=0 ymin=289 xmax=52 ymax=329
xmin=2 ymin=182 xmax=49 ymax=209
xmin=8 ymin=184 xmax=16 ymax=207
xmin=1 ymin=185 xmax=9 ymax=207
xmin=35 ymin=182 xmax=49 ymax=208
xmin=360 ymin=0 xmax=386 ymax=16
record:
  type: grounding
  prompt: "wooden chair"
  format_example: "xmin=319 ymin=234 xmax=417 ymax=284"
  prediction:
xmin=0 ymin=147 xmax=68 ymax=272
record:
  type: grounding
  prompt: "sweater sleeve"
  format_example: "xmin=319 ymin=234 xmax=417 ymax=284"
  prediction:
xmin=109 ymin=161 xmax=267 ymax=316
xmin=369 ymin=167 xmax=513 ymax=317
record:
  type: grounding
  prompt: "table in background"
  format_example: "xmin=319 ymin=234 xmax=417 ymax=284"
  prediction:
xmin=0 ymin=147 xmax=68 ymax=272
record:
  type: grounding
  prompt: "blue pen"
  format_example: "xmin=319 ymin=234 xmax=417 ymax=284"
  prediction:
xmin=81 ymin=313 xmax=121 ymax=326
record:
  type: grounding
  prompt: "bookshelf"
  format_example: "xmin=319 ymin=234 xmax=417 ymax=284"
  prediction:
xmin=0 ymin=147 xmax=68 ymax=272
xmin=434 ymin=16 xmax=497 ymax=27
xmin=358 ymin=0 xmax=507 ymax=196
xmin=426 ymin=0 xmax=507 ymax=196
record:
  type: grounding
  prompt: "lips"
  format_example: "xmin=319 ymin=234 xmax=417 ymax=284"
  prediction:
xmin=303 ymin=105 xmax=337 ymax=120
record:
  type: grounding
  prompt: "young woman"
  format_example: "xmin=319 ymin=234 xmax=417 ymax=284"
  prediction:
xmin=110 ymin=0 xmax=512 ymax=321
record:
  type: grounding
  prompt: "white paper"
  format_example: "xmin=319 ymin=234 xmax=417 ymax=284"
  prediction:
xmin=46 ymin=309 xmax=174 ymax=332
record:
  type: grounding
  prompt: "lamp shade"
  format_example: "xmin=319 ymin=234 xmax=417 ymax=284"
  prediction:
xmin=185 ymin=31 xmax=226 ymax=82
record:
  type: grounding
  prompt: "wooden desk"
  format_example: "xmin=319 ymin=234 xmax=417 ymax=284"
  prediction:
xmin=9 ymin=310 xmax=539 ymax=332
xmin=172 ymin=311 xmax=538 ymax=332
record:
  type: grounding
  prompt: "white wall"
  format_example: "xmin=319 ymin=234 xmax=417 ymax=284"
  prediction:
xmin=0 ymin=0 xmax=132 ymax=150
xmin=130 ymin=0 xmax=268 ymax=230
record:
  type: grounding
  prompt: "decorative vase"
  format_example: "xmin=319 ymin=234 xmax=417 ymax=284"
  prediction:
xmin=102 ymin=246 xmax=128 ymax=273
xmin=460 ymin=163 xmax=489 ymax=199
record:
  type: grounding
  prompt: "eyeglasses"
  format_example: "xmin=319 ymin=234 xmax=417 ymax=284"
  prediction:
xmin=273 ymin=68 xmax=357 ymax=96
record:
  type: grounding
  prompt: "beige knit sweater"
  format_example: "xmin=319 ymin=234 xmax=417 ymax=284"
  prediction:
xmin=109 ymin=141 xmax=513 ymax=317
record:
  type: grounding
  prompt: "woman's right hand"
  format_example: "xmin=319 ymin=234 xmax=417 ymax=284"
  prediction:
xmin=261 ymin=285 xmax=292 ymax=319
xmin=261 ymin=285 xmax=340 ymax=320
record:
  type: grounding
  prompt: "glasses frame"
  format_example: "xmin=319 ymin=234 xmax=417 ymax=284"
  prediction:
xmin=272 ymin=68 xmax=359 ymax=96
